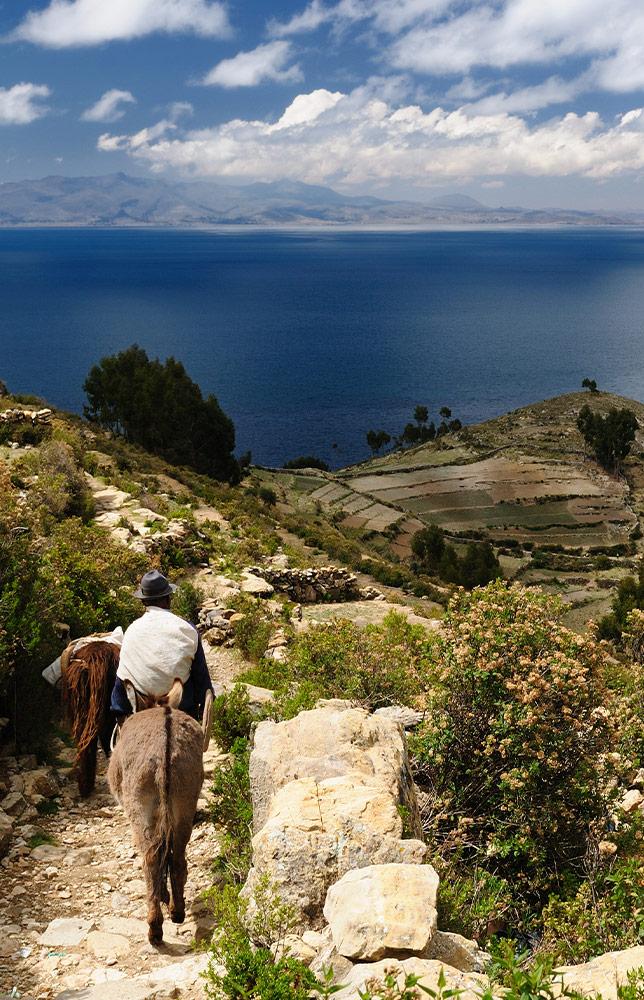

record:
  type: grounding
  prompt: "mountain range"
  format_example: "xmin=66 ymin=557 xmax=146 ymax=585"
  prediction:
xmin=0 ymin=173 xmax=640 ymax=227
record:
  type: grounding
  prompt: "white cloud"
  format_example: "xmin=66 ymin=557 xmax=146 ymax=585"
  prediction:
xmin=0 ymin=83 xmax=51 ymax=125
xmin=465 ymin=75 xmax=588 ymax=116
xmin=201 ymin=41 xmax=302 ymax=88
xmin=10 ymin=0 xmax=230 ymax=48
xmin=96 ymin=83 xmax=644 ymax=188
xmin=270 ymin=0 xmax=644 ymax=100
xmin=81 ymin=88 xmax=135 ymax=122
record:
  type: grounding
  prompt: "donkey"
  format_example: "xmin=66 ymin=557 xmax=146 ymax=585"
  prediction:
xmin=61 ymin=640 xmax=120 ymax=797
xmin=107 ymin=681 xmax=204 ymax=944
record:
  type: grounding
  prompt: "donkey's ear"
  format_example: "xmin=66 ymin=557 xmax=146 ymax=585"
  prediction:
xmin=167 ymin=679 xmax=183 ymax=709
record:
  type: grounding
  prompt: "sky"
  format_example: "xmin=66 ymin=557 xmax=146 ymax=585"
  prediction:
xmin=1 ymin=0 xmax=644 ymax=208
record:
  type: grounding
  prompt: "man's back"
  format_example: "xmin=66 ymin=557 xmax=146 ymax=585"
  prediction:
xmin=117 ymin=606 xmax=198 ymax=697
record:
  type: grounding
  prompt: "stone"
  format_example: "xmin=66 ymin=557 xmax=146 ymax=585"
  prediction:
xmin=86 ymin=931 xmax=131 ymax=958
xmin=620 ymin=789 xmax=643 ymax=813
xmin=241 ymin=572 xmax=274 ymax=597
xmin=424 ymin=931 xmax=490 ymax=973
xmin=598 ymin=840 xmax=618 ymax=860
xmin=323 ymin=863 xmax=439 ymax=960
xmin=250 ymin=700 xmax=421 ymax=834
xmin=374 ymin=705 xmax=424 ymax=729
xmin=31 ymin=844 xmax=67 ymax=862
xmin=333 ymin=958 xmax=487 ymax=1000
xmin=24 ymin=768 xmax=59 ymax=799
xmin=39 ymin=917 xmax=95 ymax=947
xmin=1 ymin=791 xmax=27 ymax=816
xmin=243 ymin=701 xmax=425 ymax=930
xmin=271 ymin=934 xmax=317 ymax=965
xmin=0 ymin=809 xmax=12 ymax=857
xmin=631 ymin=769 xmax=644 ymax=790
xmin=559 ymin=946 xmax=644 ymax=1000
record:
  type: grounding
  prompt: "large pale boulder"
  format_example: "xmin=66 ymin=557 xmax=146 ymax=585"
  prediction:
xmin=323 ymin=863 xmax=439 ymax=960
xmin=558 ymin=945 xmax=644 ymax=1000
xmin=250 ymin=700 xmax=421 ymax=834
xmin=243 ymin=701 xmax=426 ymax=931
xmin=332 ymin=958 xmax=487 ymax=1000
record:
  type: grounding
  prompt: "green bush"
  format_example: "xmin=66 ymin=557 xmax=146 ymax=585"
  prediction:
xmin=231 ymin=596 xmax=275 ymax=662
xmin=541 ymin=857 xmax=644 ymax=964
xmin=411 ymin=582 xmax=616 ymax=910
xmin=283 ymin=611 xmax=430 ymax=710
xmin=172 ymin=579 xmax=204 ymax=624
xmin=0 ymin=474 xmax=145 ymax=750
xmin=211 ymin=685 xmax=256 ymax=752
xmin=209 ymin=738 xmax=253 ymax=885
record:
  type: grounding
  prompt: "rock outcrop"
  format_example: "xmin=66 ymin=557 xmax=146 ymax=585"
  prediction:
xmin=242 ymin=700 xmax=425 ymax=930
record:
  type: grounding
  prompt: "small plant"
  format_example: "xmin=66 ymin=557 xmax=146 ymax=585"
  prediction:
xmin=357 ymin=966 xmax=463 ymax=1000
xmin=28 ymin=831 xmax=57 ymax=848
xmin=481 ymin=940 xmax=576 ymax=1000
xmin=209 ymin=737 xmax=253 ymax=885
xmin=172 ymin=579 xmax=204 ymax=624
xmin=618 ymin=968 xmax=644 ymax=1000
xmin=211 ymin=685 xmax=256 ymax=752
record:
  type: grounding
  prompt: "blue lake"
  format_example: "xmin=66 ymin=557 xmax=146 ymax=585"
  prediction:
xmin=1 ymin=227 xmax=644 ymax=467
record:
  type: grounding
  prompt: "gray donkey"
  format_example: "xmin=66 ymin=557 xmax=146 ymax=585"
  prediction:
xmin=107 ymin=681 xmax=204 ymax=944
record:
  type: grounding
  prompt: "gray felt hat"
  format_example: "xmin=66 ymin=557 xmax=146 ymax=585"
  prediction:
xmin=134 ymin=570 xmax=178 ymax=600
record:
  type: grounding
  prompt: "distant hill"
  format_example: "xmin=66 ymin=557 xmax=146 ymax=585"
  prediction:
xmin=0 ymin=173 xmax=640 ymax=227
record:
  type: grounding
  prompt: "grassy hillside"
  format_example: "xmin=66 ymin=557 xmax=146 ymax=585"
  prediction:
xmin=259 ymin=391 xmax=644 ymax=630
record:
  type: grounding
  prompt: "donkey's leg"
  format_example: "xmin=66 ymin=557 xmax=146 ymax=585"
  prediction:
xmin=77 ymin=737 xmax=98 ymax=797
xmin=143 ymin=842 xmax=166 ymax=944
xmin=169 ymin=822 xmax=191 ymax=924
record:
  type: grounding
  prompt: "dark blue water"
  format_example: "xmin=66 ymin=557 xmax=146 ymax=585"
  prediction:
xmin=1 ymin=227 xmax=644 ymax=467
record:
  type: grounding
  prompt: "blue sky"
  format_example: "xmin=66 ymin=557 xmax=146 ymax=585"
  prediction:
xmin=1 ymin=0 xmax=644 ymax=208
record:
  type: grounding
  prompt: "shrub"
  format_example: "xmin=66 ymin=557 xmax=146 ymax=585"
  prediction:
xmin=205 ymin=879 xmax=318 ymax=1000
xmin=481 ymin=939 xmax=576 ymax=1000
xmin=25 ymin=440 xmax=94 ymax=521
xmin=284 ymin=611 xmax=430 ymax=709
xmin=209 ymin=738 xmax=253 ymax=885
xmin=411 ymin=525 xmax=501 ymax=589
xmin=541 ymin=857 xmax=644 ymax=964
xmin=211 ymin=685 xmax=256 ymax=752
xmin=231 ymin=596 xmax=275 ymax=662
xmin=411 ymin=582 xmax=616 ymax=909
xmin=172 ymin=579 xmax=204 ymax=624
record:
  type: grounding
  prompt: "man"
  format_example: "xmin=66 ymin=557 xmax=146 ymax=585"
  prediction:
xmin=111 ymin=570 xmax=213 ymax=721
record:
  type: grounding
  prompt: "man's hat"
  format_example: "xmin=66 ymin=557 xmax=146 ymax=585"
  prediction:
xmin=134 ymin=570 xmax=178 ymax=600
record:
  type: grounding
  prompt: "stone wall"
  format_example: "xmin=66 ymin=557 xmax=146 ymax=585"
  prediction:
xmin=246 ymin=566 xmax=381 ymax=603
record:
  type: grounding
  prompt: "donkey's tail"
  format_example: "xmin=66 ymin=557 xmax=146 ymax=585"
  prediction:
xmin=145 ymin=704 xmax=174 ymax=903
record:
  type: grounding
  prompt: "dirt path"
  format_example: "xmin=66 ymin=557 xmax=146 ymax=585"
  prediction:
xmin=0 ymin=742 xmax=224 ymax=1000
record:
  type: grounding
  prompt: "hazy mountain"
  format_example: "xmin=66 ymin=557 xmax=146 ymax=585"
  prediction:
xmin=0 ymin=173 xmax=638 ymax=227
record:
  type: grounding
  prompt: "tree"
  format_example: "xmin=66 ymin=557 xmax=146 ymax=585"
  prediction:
xmin=577 ymin=404 xmax=638 ymax=472
xmin=84 ymin=345 xmax=240 ymax=483
xmin=411 ymin=524 xmax=445 ymax=569
xmin=439 ymin=406 xmax=452 ymax=420
xmin=414 ymin=405 xmax=429 ymax=426
xmin=411 ymin=524 xmax=501 ymax=589
xmin=283 ymin=456 xmax=330 ymax=472
xmin=582 ymin=378 xmax=598 ymax=393
xmin=366 ymin=430 xmax=391 ymax=455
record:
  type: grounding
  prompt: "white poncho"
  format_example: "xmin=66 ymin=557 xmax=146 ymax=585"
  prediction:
xmin=116 ymin=606 xmax=198 ymax=697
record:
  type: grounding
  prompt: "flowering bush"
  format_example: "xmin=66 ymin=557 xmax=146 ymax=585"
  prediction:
xmin=412 ymin=582 xmax=616 ymax=907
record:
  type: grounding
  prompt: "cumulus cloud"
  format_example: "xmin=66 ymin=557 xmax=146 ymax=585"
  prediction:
xmin=81 ymin=88 xmax=135 ymax=122
xmin=200 ymin=41 xmax=302 ymax=88
xmin=0 ymin=83 xmax=51 ymax=125
xmin=96 ymin=83 xmax=644 ymax=187
xmin=10 ymin=0 xmax=230 ymax=48
xmin=270 ymin=0 xmax=644 ymax=101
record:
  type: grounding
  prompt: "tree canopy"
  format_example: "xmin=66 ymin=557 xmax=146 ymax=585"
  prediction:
xmin=411 ymin=523 xmax=501 ymax=589
xmin=84 ymin=345 xmax=240 ymax=483
xmin=577 ymin=404 xmax=638 ymax=472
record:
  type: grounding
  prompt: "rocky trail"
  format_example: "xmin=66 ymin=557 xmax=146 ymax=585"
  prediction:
xmin=0 ymin=741 xmax=224 ymax=1000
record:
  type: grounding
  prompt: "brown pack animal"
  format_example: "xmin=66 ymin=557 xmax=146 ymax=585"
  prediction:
xmin=61 ymin=639 xmax=120 ymax=797
xmin=107 ymin=681 xmax=204 ymax=944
